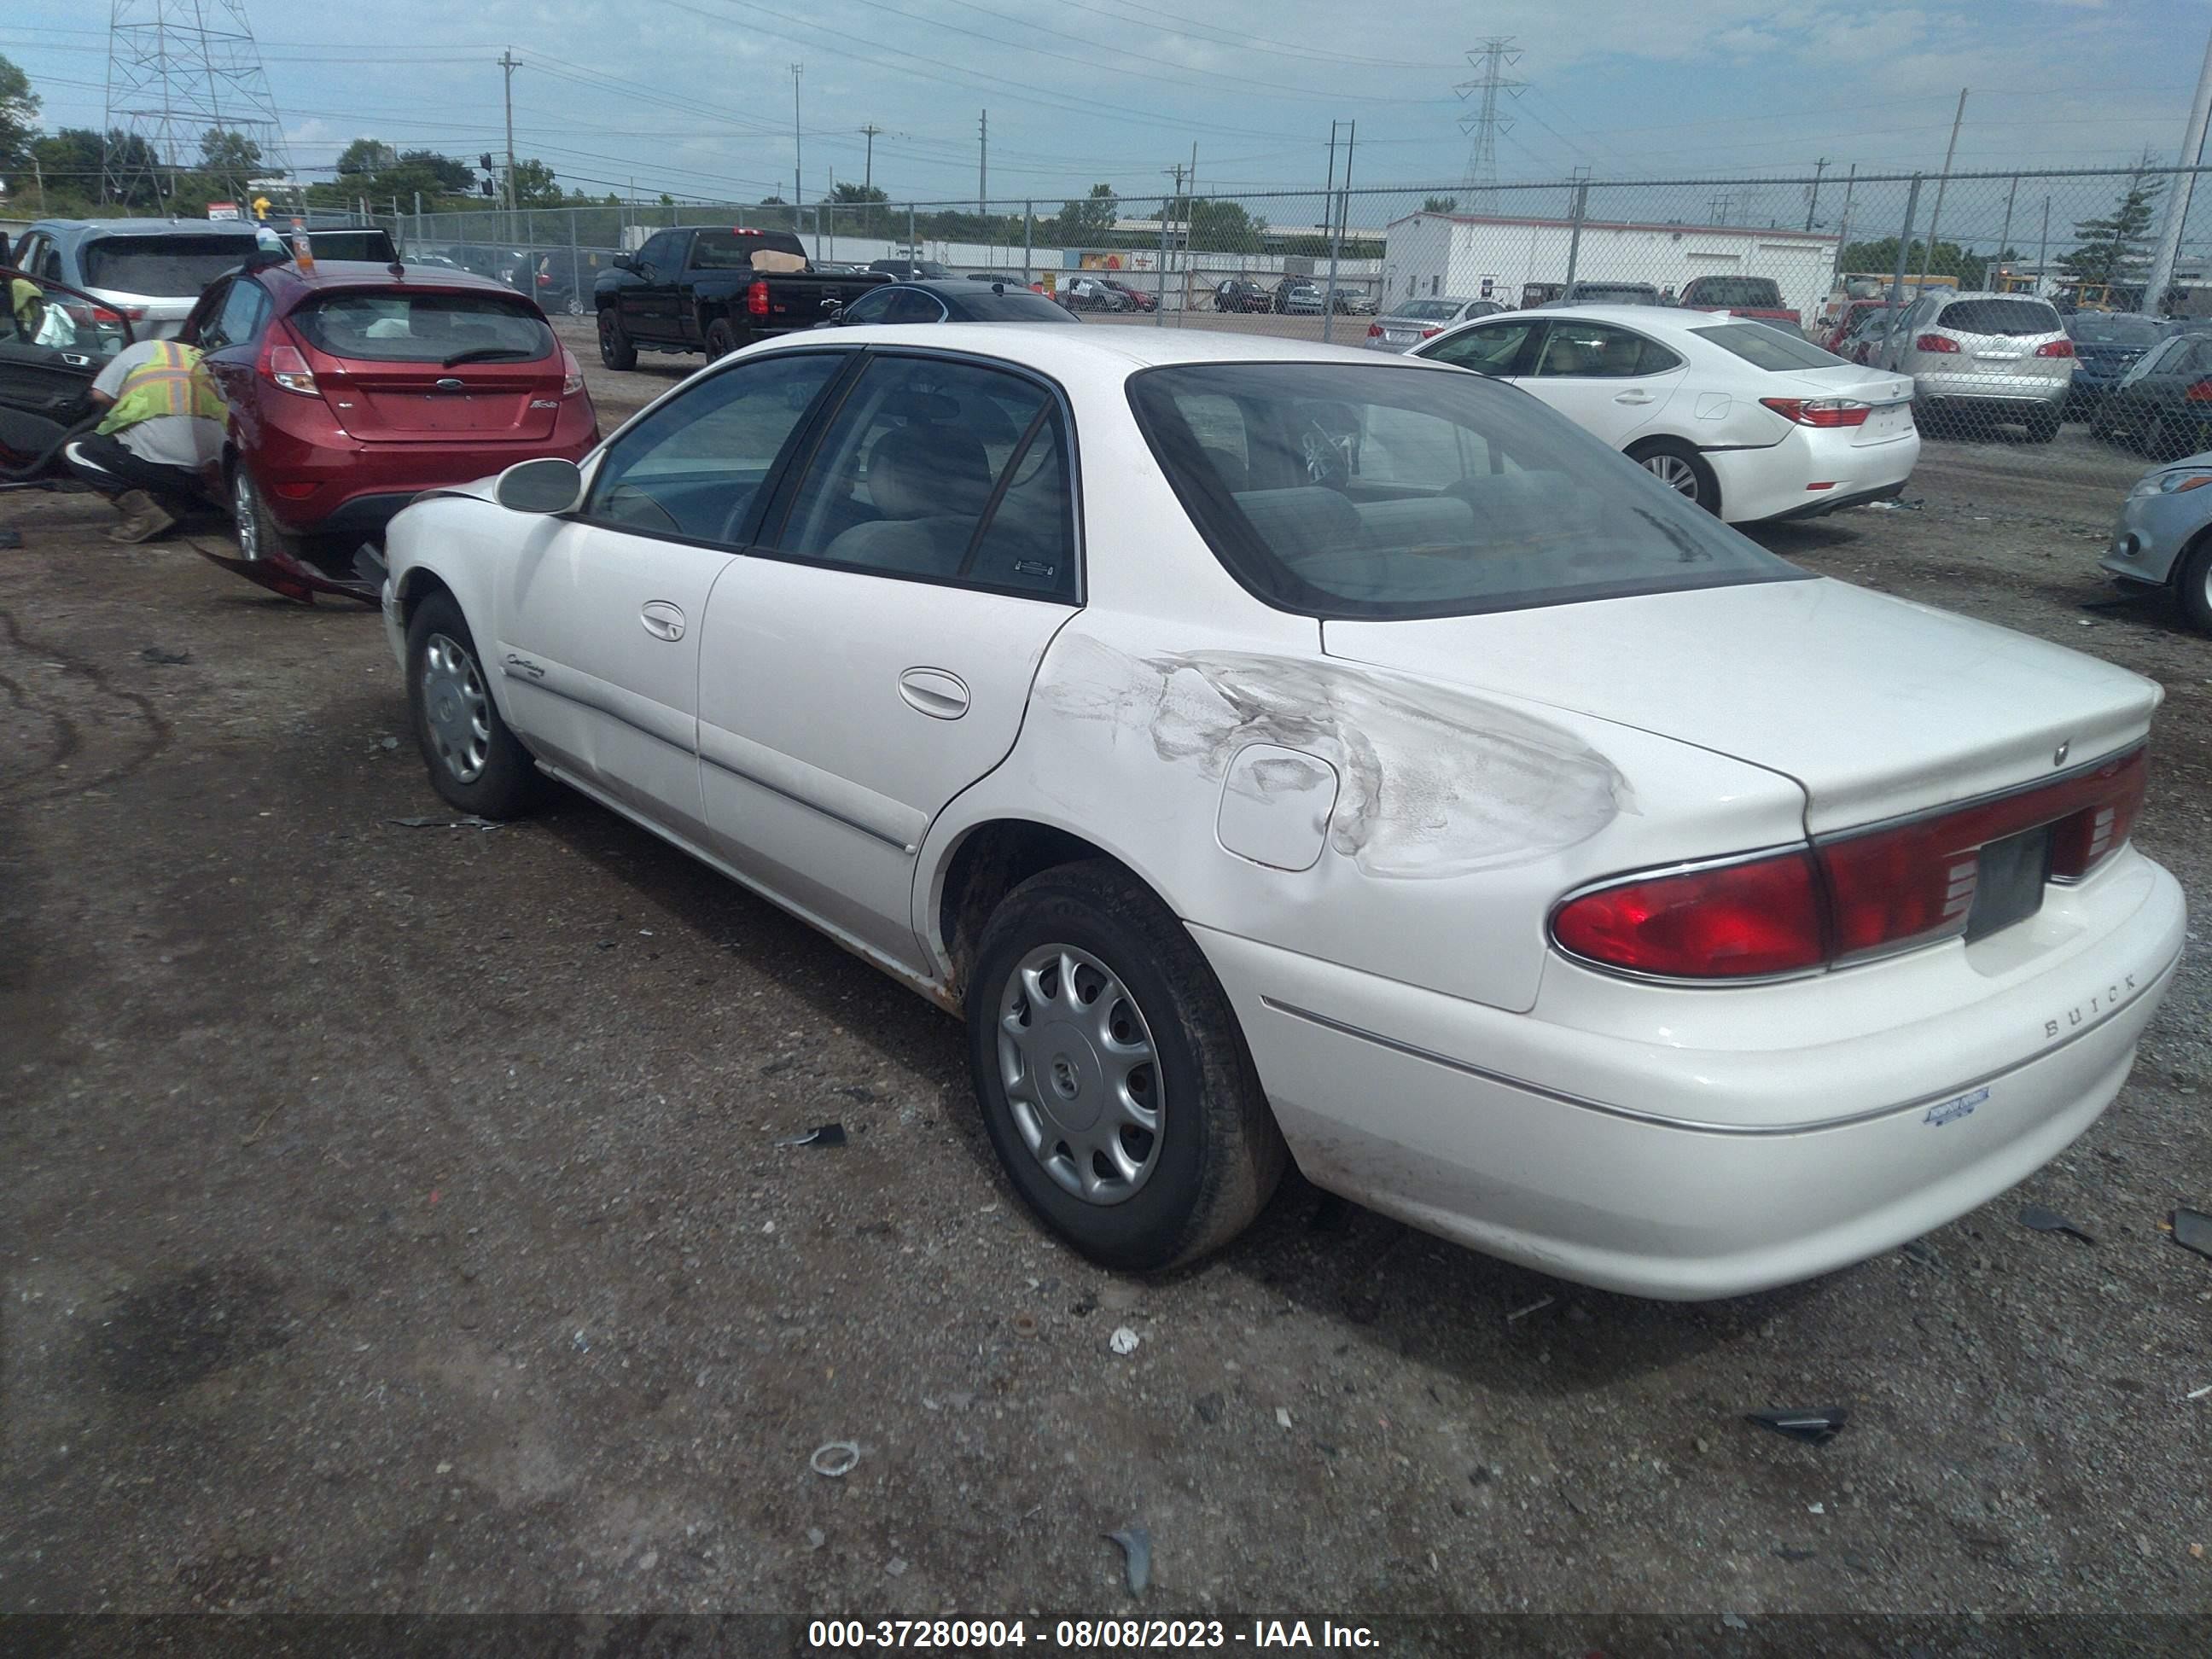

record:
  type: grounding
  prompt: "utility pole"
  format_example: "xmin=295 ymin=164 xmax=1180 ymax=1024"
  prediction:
xmin=1805 ymin=156 xmax=1828 ymax=231
xmin=1159 ymin=161 xmax=1184 ymax=327
xmin=2037 ymin=195 xmax=2052 ymax=299
xmin=1323 ymin=120 xmax=1353 ymax=343
xmin=790 ymin=63 xmax=803 ymax=204
xmin=1828 ymin=163 xmax=1856 ymax=288
xmin=1918 ymin=87 xmax=1968 ymax=283
xmin=2142 ymin=22 xmax=2212 ymax=317
xmin=978 ymin=109 xmax=988 ymax=216
xmin=1998 ymin=174 xmax=2019 ymax=276
xmin=499 ymin=48 xmax=519 ymax=213
xmin=859 ymin=124 xmax=883 ymax=192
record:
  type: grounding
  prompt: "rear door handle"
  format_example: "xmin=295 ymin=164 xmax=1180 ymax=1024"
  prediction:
xmin=898 ymin=667 xmax=969 ymax=720
xmin=1614 ymin=390 xmax=1654 ymax=405
xmin=640 ymin=599 xmax=685 ymax=641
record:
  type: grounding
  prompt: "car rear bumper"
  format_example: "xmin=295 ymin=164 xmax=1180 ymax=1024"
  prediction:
xmin=1912 ymin=370 xmax=2069 ymax=410
xmin=1195 ymin=850 xmax=2184 ymax=1300
xmin=1706 ymin=422 xmax=1920 ymax=525
xmin=247 ymin=415 xmax=596 ymax=535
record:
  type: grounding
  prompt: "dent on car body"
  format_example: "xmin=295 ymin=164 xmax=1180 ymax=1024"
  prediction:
xmin=1035 ymin=637 xmax=1633 ymax=880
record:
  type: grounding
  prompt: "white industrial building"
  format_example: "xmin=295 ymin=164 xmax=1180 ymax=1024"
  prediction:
xmin=1383 ymin=210 xmax=1842 ymax=318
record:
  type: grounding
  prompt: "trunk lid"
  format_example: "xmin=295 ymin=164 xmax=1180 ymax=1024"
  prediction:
xmin=287 ymin=290 xmax=566 ymax=444
xmin=1322 ymin=579 xmax=2159 ymax=835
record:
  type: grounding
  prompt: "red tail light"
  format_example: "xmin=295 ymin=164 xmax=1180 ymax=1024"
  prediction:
xmin=560 ymin=346 xmax=585 ymax=398
xmin=1916 ymin=333 xmax=1960 ymax=353
xmin=1420 ymin=325 xmax=1441 ymax=339
xmin=1366 ymin=323 xmax=1382 ymax=339
xmin=2186 ymin=379 xmax=2212 ymax=405
xmin=746 ymin=279 xmax=770 ymax=317
xmin=1553 ymin=747 xmax=2147 ymax=980
xmin=2034 ymin=338 xmax=2074 ymax=358
xmin=259 ymin=333 xmax=318 ymax=397
xmin=537 ymin=271 xmax=552 ymax=286
xmin=1760 ymin=397 xmax=1872 ymax=428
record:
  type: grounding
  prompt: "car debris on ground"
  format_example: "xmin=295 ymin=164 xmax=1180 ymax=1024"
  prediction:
xmin=1745 ymin=1407 xmax=1848 ymax=1447
xmin=1104 ymin=1526 xmax=1151 ymax=1596
xmin=2017 ymin=1204 xmax=2098 ymax=1244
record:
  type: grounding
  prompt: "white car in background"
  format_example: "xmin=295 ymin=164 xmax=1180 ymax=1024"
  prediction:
xmin=1362 ymin=295 xmax=1505 ymax=353
xmin=381 ymin=326 xmax=2179 ymax=1301
xmin=1412 ymin=304 xmax=1919 ymax=522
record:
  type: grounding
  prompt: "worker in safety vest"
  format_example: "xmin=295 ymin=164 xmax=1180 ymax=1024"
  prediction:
xmin=63 ymin=338 xmax=226 ymax=544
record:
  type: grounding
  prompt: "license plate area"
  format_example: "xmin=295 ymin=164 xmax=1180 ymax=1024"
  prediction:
xmin=1967 ymin=824 xmax=2052 ymax=942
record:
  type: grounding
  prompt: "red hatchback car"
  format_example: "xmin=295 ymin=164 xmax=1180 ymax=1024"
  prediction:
xmin=182 ymin=258 xmax=597 ymax=599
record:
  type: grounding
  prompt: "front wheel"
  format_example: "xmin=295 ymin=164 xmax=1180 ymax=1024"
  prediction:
xmin=1627 ymin=438 xmax=1721 ymax=516
xmin=597 ymin=307 xmax=637 ymax=370
xmin=2177 ymin=534 xmax=2212 ymax=636
xmin=405 ymin=592 xmax=546 ymax=818
xmin=967 ymin=860 xmax=1287 ymax=1272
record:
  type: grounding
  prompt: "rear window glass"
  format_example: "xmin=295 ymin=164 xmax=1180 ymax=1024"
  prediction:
xmin=2068 ymin=314 xmax=2164 ymax=345
xmin=1937 ymin=299 xmax=2062 ymax=337
xmin=1686 ymin=277 xmax=1783 ymax=307
xmin=302 ymin=230 xmax=397 ymax=264
xmin=1568 ymin=284 xmax=1659 ymax=303
xmin=292 ymin=292 xmax=555 ymax=364
xmin=1691 ymin=323 xmax=1849 ymax=370
xmin=1126 ymin=362 xmax=1802 ymax=620
xmin=1394 ymin=300 xmax=1464 ymax=320
xmin=960 ymin=291 xmax=1071 ymax=321
xmin=692 ymin=230 xmax=808 ymax=271
xmin=79 ymin=235 xmax=253 ymax=297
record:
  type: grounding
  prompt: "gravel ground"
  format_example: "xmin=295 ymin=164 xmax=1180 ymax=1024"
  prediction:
xmin=3 ymin=329 xmax=2209 ymax=1629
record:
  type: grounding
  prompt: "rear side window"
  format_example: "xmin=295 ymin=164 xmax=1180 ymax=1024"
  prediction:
xmin=202 ymin=278 xmax=273 ymax=352
xmin=1938 ymin=299 xmax=2062 ymax=337
xmin=80 ymin=235 xmax=253 ymax=297
xmin=1691 ymin=323 xmax=1848 ymax=371
xmin=292 ymin=292 xmax=554 ymax=363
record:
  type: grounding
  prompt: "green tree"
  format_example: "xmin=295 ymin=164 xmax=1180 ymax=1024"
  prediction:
xmin=510 ymin=158 xmax=564 ymax=207
xmin=1186 ymin=197 xmax=1261 ymax=254
xmin=830 ymin=181 xmax=887 ymax=204
xmin=2061 ymin=166 xmax=2164 ymax=287
xmin=1839 ymin=235 xmax=1987 ymax=289
xmin=197 ymin=127 xmax=262 ymax=190
xmin=0 ymin=53 xmax=39 ymax=184
xmin=336 ymin=138 xmax=400 ymax=177
xmin=1056 ymin=183 xmax=1117 ymax=244
xmin=1422 ymin=195 xmax=1457 ymax=213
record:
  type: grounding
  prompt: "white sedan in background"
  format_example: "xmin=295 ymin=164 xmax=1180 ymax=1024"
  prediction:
xmin=1412 ymin=304 xmax=1920 ymax=523
xmin=381 ymin=326 xmax=2179 ymax=1300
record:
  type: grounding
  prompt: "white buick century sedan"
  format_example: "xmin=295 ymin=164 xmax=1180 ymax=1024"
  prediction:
xmin=380 ymin=326 xmax=2184 ymax=1300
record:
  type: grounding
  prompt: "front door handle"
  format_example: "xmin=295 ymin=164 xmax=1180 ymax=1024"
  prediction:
xmin=1614 ymin=390 xmax=1654 ymax=405
xmin=898 ymin=667 xmax=969 ymax=720
xmin=640 ymin=599 xmax=685 ymax=641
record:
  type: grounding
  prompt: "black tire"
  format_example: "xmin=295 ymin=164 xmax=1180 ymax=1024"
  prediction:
xmin=597 ymin=306 xmax=637 ymax=370
xmin=2025 ymin=406 xmax=2062 ymax=445
xmin=230 ymin=463 xmax=297 ymax=564
xmin=564 ymin=292 xmax=587 ymax=317
xmin=705 ymin=318 xmax=738 ymax=359
xmin=405 ymin=592 xmax=545 ymax=819
xmin=966 ymin=860 xmax=1288 ymax=1272
xmin=2177 ymin=533 xmax=2212 ymax=637
xmin=1626 ymin=437 xmax=1721 ymax=516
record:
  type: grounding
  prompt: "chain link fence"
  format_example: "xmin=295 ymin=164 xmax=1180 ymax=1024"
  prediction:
xmin=383 ymin=165 xmax=2212 ymax=447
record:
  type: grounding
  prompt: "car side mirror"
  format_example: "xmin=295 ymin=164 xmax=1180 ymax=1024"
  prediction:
xmin=495 ymin=457 xmax=585 ymax=515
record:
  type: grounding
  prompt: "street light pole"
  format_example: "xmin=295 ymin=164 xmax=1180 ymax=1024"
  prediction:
xmin=790 ymin=63 xmax=804 ymax=206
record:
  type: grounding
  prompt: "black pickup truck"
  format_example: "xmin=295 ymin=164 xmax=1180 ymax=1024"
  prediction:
xmin=593 ymin=226 xmax=888 ymax=366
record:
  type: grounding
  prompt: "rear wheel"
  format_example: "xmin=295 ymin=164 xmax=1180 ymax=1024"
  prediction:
xmin=405 ymin=593 xmax=545 ymax=818
xmin=2178 ymin=535 xmax=2212 ymax=637
xmin=597 ymin=307 xmax=636 ymax=370
xmin=967 ymin=860 xmax=1288 ymax=1272
xmin=2025 ymin=406 xmax=2062 ymax=445
xmin=230 ymin=465 xmax=296 ymax=564
xmin=705 ymin=319 xmax=739 ymax=359
xmin=1627 ymin=437 xmax=1720 ymax=516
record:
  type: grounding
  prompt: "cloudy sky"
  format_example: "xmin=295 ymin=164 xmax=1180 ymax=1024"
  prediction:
xmin=3 ymin=0 xmax=2201 ymax=209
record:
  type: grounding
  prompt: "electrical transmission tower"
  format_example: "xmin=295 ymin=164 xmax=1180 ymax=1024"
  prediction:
xmin=1454 ymin=37 xmax=1527 ymax=204
xmin=102 ymin=0 xmax=292 ymax=205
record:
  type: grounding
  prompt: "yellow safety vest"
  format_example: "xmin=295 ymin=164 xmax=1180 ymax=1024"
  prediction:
xmin=9 ymin=276 xmax=41 ymax=334
xmin=96 ymin=341 xmax=225 ymax=436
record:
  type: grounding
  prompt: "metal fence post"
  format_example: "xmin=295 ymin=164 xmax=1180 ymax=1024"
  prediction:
xmin=1156 ymin=195 xmax=1168 ymax=325
xmin=1880 ymin=172 xmax=1924 ymax=362
xmin=1321 ymin=187 xmax=1344 ymax=344
xmin=1562 ymin=179 xmax=1590 ymax=293
xmin=1023 ymin=199 xmax=1033 ymax=280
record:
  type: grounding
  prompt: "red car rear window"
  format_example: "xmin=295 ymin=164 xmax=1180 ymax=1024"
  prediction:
xmin=290 ymin=292 xmax=554 ymax=364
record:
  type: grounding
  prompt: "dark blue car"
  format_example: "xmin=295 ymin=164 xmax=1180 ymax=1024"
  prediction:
xmin=2066 ymin=312 xmax=2173 ymax=414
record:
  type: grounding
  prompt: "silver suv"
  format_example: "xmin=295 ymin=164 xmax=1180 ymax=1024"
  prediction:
xmin=1872 ymin=289 xmax=2073 ymax=441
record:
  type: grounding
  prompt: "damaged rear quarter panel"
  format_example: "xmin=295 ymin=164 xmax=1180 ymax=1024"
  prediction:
xmin=955 ymin=614 xmax=1809 ymax=1014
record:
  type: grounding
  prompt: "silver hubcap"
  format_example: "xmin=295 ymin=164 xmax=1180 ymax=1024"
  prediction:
xmin=421 ymin=633 xmax=492 ymax=783
xmin=998 ymin=944 xmax=1162 ymax=1206
xmin=233 ymin=473 xmax=259 ymax=561
xmin=1642 ymin=453 xmax=1699 ymax=498
xmin=567 ymin=294 xmax=585 ymax=316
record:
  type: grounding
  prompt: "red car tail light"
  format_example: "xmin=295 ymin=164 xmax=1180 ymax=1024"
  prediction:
xmin=1551 ymin=853 xmax=1828 ymax=979
xmin=1759 ymin=397 xmax=1872 ymax=428
xmin=1916 ymin=333 xmax=1960 ymax=353
xmin=1553 ymin=747 xmax=2148 ymax=980
xmin=2034 ymin=338 xmax=2074 ymax=358
xmin=1420 ymin=325 xmax=1441 ymax=339
xmin=2186 ymin=378 xmax=2212 ymax=405
xmin=560 ymin=346 xmax=585 ymax=397
xmin=260 ymin=338 xmax=319 ymax=396
xmin=747 ymin=279 xmax=770 ymax=317
xmin=1366 ymin=323 xmax=1382 ymax=339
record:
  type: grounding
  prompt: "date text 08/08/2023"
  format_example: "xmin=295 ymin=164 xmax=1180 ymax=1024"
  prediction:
xmin=805 ymin=1618 xmax=1382 ymax=1650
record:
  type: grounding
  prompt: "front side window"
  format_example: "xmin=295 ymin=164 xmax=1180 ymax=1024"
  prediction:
xmin=585 ymin=350 xmax=847 ymax=544
xmin=765 ymin=355 xmax=1078 ymax=600
xmin=1423 ymin=319 xmax=1538 ymax=375
xmin=1127 ymin=361 xmax=1803 ymax=620
xmin=634 ymin=233 xmax=679 ymax=276
xmin=2 ymin=271 xmax=131 ymax=359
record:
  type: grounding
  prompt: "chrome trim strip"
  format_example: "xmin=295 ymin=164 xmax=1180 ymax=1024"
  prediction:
xmin=699 ymin=751 xmax=917 ymax=855
xmin=1259 ymin=950 xmax=2178 ymax=1138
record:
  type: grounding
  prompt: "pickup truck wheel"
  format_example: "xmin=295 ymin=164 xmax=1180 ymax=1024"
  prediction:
xmin=705 ymin=319 xmax=739 ymax=359
xmin=405 ymin=593 xmax=546 ymax=819
xmin=597 ymin=308 xmax=637 ymax=370
xmin=967 ymin=860 xmax=1289 ymax=1272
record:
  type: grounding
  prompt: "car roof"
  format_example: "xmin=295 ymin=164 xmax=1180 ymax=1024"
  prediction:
xmin=895 ymin=278 xmax=1037 ymax=295
xmin=1464 ymin=303 xmax=1767 ymax=335
xmin=37 ymin=218 xmax=261 ymax=243
xmin=249 ymin=259 xmax=524 ymax=299
xmin=755 ymin=322 xmax=1411 ymax=375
